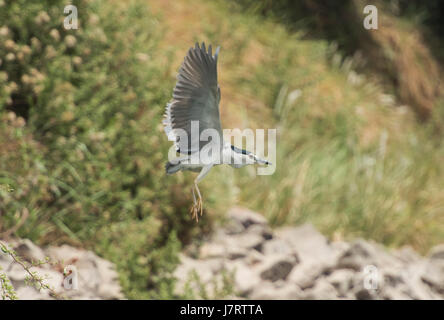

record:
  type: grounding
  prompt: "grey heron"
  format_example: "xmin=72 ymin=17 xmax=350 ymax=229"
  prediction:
xmin=163 ymin=42 xmax=271 ymax=221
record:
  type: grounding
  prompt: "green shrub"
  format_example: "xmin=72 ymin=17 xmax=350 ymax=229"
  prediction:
xmin=0 ymin=0 xmax=234 ymax=298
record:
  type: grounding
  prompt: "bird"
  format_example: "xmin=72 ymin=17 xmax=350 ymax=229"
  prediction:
xmin=163 ymin=42 xmax=271 ymax=221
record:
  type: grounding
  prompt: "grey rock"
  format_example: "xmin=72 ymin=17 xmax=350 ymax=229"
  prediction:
xmin=258 ymin=255 xmax=297 ymax=282
xmin=250 ymin=281 xmax=303 ymax=300
xmin=276 ymin=224 xmax=337 ymax=267
xmin=13 ymin=239 xmax=47 ymax=264
xmin=227 ymin=247 xmax=248 ymax=260
xmin=302 ymin=280 xmax=339 ymax=300
xmin=199 ymin=243 xmax=226 ymax=259
xmin=1 ymin=239 xmax=123 ymax=300
xmin=421 ymin=259 xmax=444 ymax=294
xmin=325 ymin=269 xmax=355 ymax=297
xmin=244 ymin=250 xmax=264 ymax=266
xmin=393 ymin=246 xmax=421 ymax=264
xmin=429 ymin=244 xmax=444 ymax=261
xmin=226 ymin=233 xmax=264 ymax=251
xmin=354 ymin=288 xmax=379 ymax=300
xmin=288 ymin=261 xmax=326 ymax=289
xmin=261 ymin=238 xmax=293 ymax=256
xmin=337 ymin=240 xmax=378 ymax=271
xmin=0 ymin=252 xmax=13 ymax=271
xmin=45 ymin=245 xmax=84 ymax=265
xmin=228 ymin=207 xmax=267 ymax=228
xmin=232 ymin=262 xmax=261 ymax=295
xmin=173 ymin=207 xmax=444 ymax=301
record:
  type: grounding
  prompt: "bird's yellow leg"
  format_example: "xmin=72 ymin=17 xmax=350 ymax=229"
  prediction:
xmin=190 ymin=182 xmax=202 ymax=221
xmin=189 ymin=164 xmax=213 ymax=222
xmin=195 ymin=181 xmax=203 ymax=217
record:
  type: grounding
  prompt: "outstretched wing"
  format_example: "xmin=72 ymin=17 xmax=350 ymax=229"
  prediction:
xmin=163 ymin=42 xmax=222 ymax=154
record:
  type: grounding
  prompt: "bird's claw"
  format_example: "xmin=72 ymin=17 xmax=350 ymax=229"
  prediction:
xmin=190 ymin=198 xmax=203 ymax=222
xmin=190 ymin=184 xmax=203 ymax=222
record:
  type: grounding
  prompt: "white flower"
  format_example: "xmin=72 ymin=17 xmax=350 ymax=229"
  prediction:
xmin=64 ymin=35 xmax=77 ymax=48
xmin=5 ymin=52 xmax=15 ymax=61
xmin=0 ymin=26 xmax=9 ymax=37
xmin=4 ymin=39 xmax=15 ymax=50
xmin=50 ymin=29 xmax=60 ymax=41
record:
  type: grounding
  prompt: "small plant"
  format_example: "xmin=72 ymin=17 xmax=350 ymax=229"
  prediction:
xmin=0 ymin=240 xmax=59 ymax=299
xmin=181 ymin=269 xmax=235 ymax=299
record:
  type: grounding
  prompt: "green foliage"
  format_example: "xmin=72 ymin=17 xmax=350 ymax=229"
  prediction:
xmin=181 ymin=269 xmax=235 ymax=299
xmin=0 ymin=0 xmax=233 ymax=299
xmin=0 ymin=269 xmax=17 ymax=300
xmin=95 ymin=219 xmax=182 ymax=299
xmin=0 ymin=240 xmax=57 ymax=300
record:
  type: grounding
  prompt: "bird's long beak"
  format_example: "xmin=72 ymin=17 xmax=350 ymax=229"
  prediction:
xmin=255 ymin=157 xmax=272 ymax=166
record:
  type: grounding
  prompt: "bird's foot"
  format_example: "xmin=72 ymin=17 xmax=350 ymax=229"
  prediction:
xmin=190 ymin=183 xmax=203 ymax=222
xmin=190 ymin=198 xmax=203 ymax=222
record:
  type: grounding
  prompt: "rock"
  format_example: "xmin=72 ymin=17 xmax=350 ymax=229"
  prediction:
xmin=336 ymin=240 xmax=377 ymax=271
xmin=354 ymin=288 xmax=379 ymax=300
xmin=7 ymin=263 xmax=28 ymax=283
xmin=429 ymin=244 xmax=444 ymax=260
xmin=173 ymin=207 xmax=444 ymax=300
xmin=393 ymin=246 xmax=421 ymax=263
xmin=0 ymin=251 xmax=13 ymax=271
xmin=232 ymin=262 xmax=261 ymax=295
xmin=45 ymin=245 xmax=84 ymax=265
xmin=227 ymin=247 xmax=248 ymax=260
xmin=226 ymin=233 xmax=264 ymax=251
xmin=261 ymin=238 xmax=293 ymax=256
xmin=381 ymin=286 xmax=413 ymax=300
xmin=421 ymin=259 xmax=444 ymax=294
xmin=276 ymin=224 xmax=337 ymax=267
xmin=13 ymin=239 xmax=46 ymax=264
xmin=223 ymin=219 xmax=245 ymax=235
xmin=350 ymin=272 xmax=381 ymax=300
xmin=244 ymin=250 xmax=264 ymax=266
xmin=199 ymin=243 xmax=226 ymax=259
xmin=16 ymin=286 xmax=47 ymax=300
xmin=325 ymin=269 xmax=355 ymax=297
xmin=228 ymin=207 xmax=267 ymax=228
xmin=258 ymin=255 xmax=297 ymax=282
xmin=0 ymin=239 xmax=123 ymax=300
xmin=302 ymin=280 xmax=339 ymax=300
xmin=250 ymin=281 xmax=303 ymax=300
xmin=288 ymin=261 xmax=326 ymax=289
xmin=247 ymin=224 xmax=273 ymax=240
xmin=97 ymin=282 xmax=124 ymax=300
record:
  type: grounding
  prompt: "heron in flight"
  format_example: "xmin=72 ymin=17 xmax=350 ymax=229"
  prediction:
xmin=163 ymin=42 xmax=271 ymax=221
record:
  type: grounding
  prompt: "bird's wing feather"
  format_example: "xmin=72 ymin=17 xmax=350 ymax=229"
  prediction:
xmin=163 ymin=42 xmax=222 ymax=154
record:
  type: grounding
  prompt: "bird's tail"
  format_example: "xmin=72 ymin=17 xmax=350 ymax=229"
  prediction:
xmin=165 ymin=161 xmax=182 ymax=175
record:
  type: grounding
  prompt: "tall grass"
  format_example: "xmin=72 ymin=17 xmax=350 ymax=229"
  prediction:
xmin=235 ymin=40 xmax=444 ymax=252
xmin=151 ymin=0 xmax=444 ymax=253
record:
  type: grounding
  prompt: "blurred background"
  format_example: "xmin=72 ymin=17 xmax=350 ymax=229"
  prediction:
xmin=0 ymin=0 xmax=443 ymax=299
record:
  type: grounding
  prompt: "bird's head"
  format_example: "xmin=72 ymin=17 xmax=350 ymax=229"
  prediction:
xmin=230 ymin=145 xmax=272 ymax=166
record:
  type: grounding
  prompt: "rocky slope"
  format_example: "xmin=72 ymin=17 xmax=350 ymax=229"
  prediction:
xmin=174 ymin=207 xmax=444 ymax=300
xmin=0 ymin=239 xmax=123 ymax=300
xmin=1 ymin=207 xmax=443 ymax=300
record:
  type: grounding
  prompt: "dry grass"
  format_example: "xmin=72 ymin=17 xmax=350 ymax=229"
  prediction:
xmin=357 ymin=2 xmax=443 ymax=119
